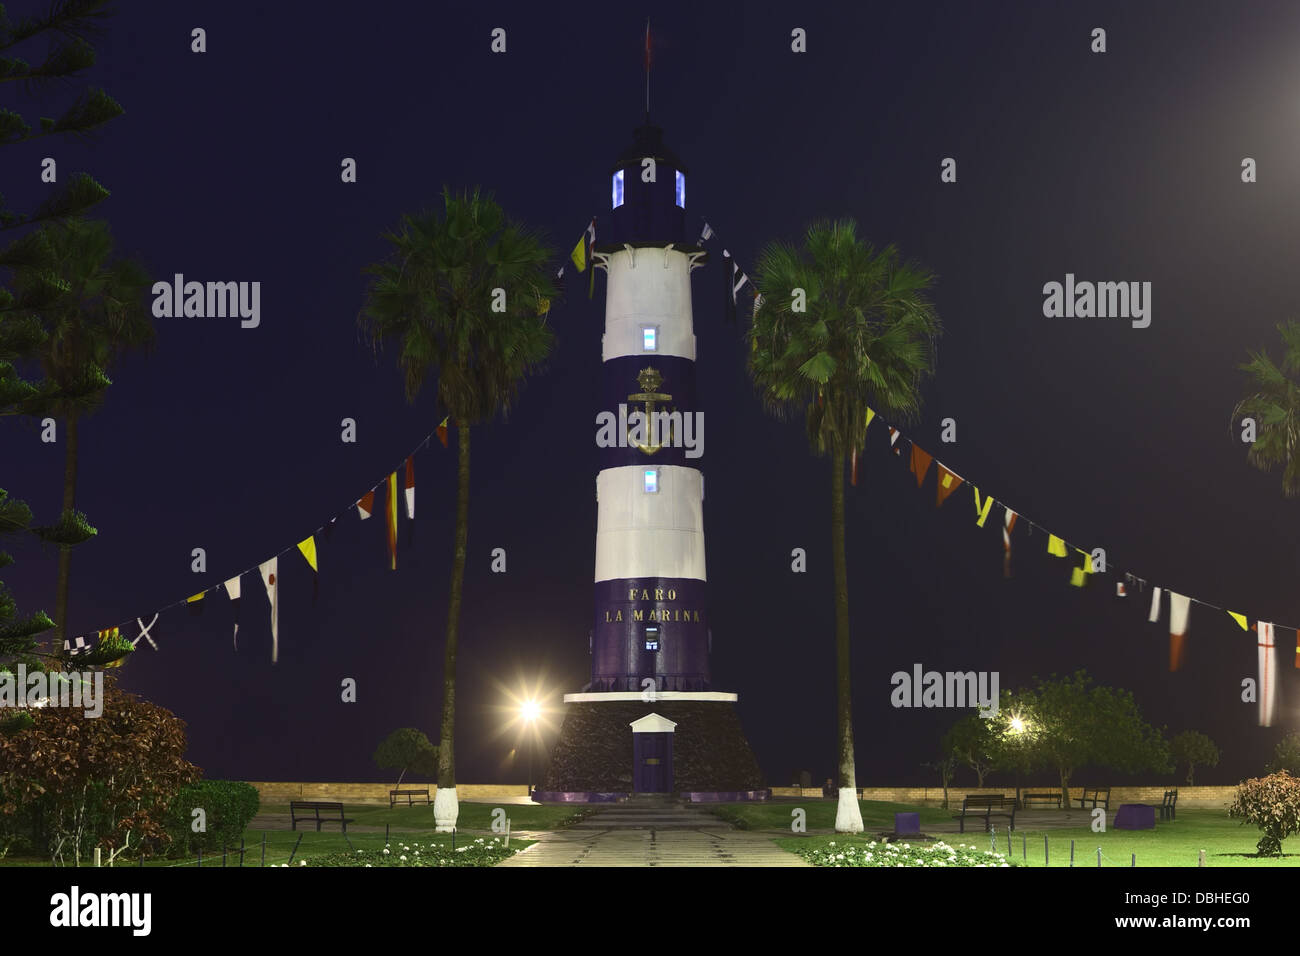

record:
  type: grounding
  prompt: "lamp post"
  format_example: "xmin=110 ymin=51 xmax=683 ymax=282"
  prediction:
xmin=521 ymin=700 xmax=539 ymax=795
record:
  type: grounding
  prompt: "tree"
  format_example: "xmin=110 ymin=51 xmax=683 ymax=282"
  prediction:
xmin=1008 ymin=671 xmax=1170 ymax=806
xmin=5 ymin=219 xmax=153 ymax=652
xmin=0 ymin=678 xmax=199 ymax=864
xmin=922 ymin=750 xmax=958 ymax=811
xmin=1170 ymin=730 xmax=1220 ymax=786
xmin=360 ymin=188 xmax=557 ymax=831
xmin=373 ymin=727 xmax=439 ymax=788
xmin=1268 ymin=732 xmax=1300 ymax=775
xmin=0 ymin=0 xmax=127 ymax=671
xmin=749 ymin=221 xmax=941 ymax=833
xmin=1233 ymin=320 xmax=1300 ymax=496
xmin=945 ymin=713 xmax=998 ymax=787
xmin=1228 ymin=771 xmax=1300 ymax=857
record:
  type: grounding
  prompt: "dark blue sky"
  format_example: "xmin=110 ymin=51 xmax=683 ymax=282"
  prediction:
xmin=5 ymin=0 xmax=1300 ymax=787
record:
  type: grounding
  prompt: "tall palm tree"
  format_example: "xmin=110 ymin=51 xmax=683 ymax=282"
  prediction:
xmin=749 ymin=220 xmax=940 ymax=833
xmin=1234 ymin=319 xmax=1300 ymax=495
xmin=7 ymin=218 xmax=153 ymax=654
xmin=360 ymin=187 xmax=557 ymax=831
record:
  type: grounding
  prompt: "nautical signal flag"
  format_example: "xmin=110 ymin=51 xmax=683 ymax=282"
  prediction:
xmin=570 ymin=233 xmax=587 ymax=273
xmin=405 ymin=456 xmax=416 ymax=519
xmin=1047 ymin=535 xmax=1068 ymax=558
xmin=187 ymin=591 xmax=205 ymax=616
xmin=973 ymin=488 xmax=994 ymax=528
xmin=1069 ymin=549 xmax=1094 ymax=588
xmin=386 ymin=471 xmax=399 ymax=570
xmin=437 ymin=416 xmax=449 ymax=448
xmin=225 ymin=574 xmax=242 ymax=648
xmin=935 ymin=464 xmax=964 ymax=507
xmin=1148 ymin=587 xmax=1163 ymax=623
xmin=259 ymin=558 xmax=279 ymax=663
xmin=909 ymin=444 xmax=933 ymax=487
xmin=1003 ymin=509 xmax=1017 ymax=578
xmin=1258 ymin=621 xmax=1277 ymax=726
xmin=1116 ymin=581 xmax=1126 ymax=597
xmin=889 ymin=427 xmax=902 ymax=455
xmin=357 ymin=489 xmax=375 ymax=520
xmin=1228 ymin=611 xmax=1249 ymax=631
xmin=1169 ymin=592 xmax=1190 ymax=672
xmin=297 ymin=535 xmax=319 ymax=602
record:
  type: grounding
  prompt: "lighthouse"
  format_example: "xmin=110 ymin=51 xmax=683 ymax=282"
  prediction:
xmin=590 ymin=122 xmax=710 ymax=694
xmin=538 ymin=122 xmax=765 ymax=801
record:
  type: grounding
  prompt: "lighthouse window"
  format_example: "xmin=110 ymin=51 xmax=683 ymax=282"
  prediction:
xmin=675 ymin=171 xmax=685 ymax=208
xmin=645 ymin=626 xmax=660 ymax=652
xmin=643 ymin=469 xmax=658 ymax=494
xmin=642 ymin=326 xmax=657 ymax=351
xmin=612 ymin=170 xmax=625 ymax=208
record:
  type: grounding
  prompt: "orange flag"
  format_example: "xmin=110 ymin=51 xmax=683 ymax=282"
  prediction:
xmin=935 ymin=463 xmax=964 ymax=507
xmin=909 ymin=444 xmax=933 ymax=488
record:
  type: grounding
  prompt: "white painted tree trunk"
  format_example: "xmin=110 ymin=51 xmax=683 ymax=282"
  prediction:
xmin=835 ymin=787 xmax=864 ymax=833
xmin=434 ymin=786 xmax=459 ymax=832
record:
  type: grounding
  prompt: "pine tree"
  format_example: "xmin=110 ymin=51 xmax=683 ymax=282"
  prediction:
xmin=0 ymin=0 xmax=128 ymax=673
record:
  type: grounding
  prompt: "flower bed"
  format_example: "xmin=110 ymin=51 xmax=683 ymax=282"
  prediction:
xmin=796 ymin=839 xmax=1012 ymax=867
xmin=301 ymin=838 xmax=519 ymax=867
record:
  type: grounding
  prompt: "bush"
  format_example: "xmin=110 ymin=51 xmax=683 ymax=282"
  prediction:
xmin=1227 ymin=771 xmax=1300 ymax=857
xmin=163 ymin=781 xmax=260 ymax=857
xmin=0 ymin=681 xmax=198 ymax=864
xmin=797 ymin=839 xmax=1011 ymax=867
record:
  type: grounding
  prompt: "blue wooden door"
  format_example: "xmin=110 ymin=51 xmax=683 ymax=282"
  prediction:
xmin=633 ymin=732 xmax=673 ymax=793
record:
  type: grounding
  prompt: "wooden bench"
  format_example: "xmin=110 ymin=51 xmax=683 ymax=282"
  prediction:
xmin=954 ymin=795 xmax=1017 ymax=833
xmin=1020 ymin=791 xmax=1062 ymax=809
xmin=389 ymin=788 xmax=431 ymax=808
xmin=290 ymin=801 xmax=355 ymax=832
xmin=1160 ymin=789 xmax=1178 ymax=821
xmin=1075 ymin=787 xmax=1111 ymax=811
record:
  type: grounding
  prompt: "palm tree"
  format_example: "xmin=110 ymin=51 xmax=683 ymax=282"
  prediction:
xmin=1234 ymin=319 xmax=1300 ymax=495
xmin=7 ymin=218 xmax=153 ymax=654
xmin=360 ymin=187 xmax=557 ymax=831
xmin=748 ymin=220 xmax=940 ymax=833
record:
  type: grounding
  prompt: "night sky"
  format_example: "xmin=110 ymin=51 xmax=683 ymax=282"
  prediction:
xmin=5 ymin=0 xmax=1300 ymax=789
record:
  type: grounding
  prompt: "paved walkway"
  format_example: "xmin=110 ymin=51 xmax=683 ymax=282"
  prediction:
xmin=498 ymin=827 xmax=808 ymax=867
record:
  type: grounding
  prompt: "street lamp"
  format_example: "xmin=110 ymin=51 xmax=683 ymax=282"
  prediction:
xmin=521 ymin=700 xmax=539 ymax=795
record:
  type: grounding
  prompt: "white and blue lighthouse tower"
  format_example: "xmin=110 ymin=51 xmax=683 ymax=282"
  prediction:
xmin=539 ymin=122 xmax=765 ymax=801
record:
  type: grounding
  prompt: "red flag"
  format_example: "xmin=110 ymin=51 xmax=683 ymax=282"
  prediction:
xmin=909 ymin=444 xmax=933 ymax=488
xmin=935 ymin=463 xmax=964 ymax=507
xmin=437 ymin=416 xmax=449 ymax=448
xmin=357 ymin=489 xmax=375 ymax=520
xmin=850 ymin=447 xmax=858 ymax=486
xmin=645 ymin=19 xmax=652 ymax=70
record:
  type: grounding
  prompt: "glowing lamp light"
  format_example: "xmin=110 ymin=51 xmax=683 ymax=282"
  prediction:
xmin=521 ymin=700 xmax=539 ymax=723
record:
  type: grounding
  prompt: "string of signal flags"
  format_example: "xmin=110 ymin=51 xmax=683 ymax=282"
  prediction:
xmin=64 ymin=418 xmax=453 ymax=667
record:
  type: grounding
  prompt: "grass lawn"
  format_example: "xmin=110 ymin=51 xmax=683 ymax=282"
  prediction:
xmin=708 ymin=798 xmax=951 ymax=832
xmin=773 ymin=808 xmax=1300 ymax=867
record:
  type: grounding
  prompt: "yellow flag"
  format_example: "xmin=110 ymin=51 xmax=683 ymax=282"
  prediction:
xmin=1228 ymin=611 xmax=1249 ymax=631
xmin=1047 ymin=535 xmax=1067 ymax=557
xmin=187 ymin=592 xmax=205 ymax=604
xmin=1074 ymin=548 xmax=1094 ymax=573
xmin=297 ymin=536 xmax=318 ymax=572
xmin=570 ymin=234 xmax=587 ymax=273
xmin=1070 ymin=567 xmax=1086 ymax=587
xmin=864 ymin=408 xmax=876 ymax=433
xmin=973 ymin=487 xmax=994 ymax=528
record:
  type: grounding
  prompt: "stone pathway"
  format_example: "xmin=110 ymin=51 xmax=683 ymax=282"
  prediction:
xmin=498 ymin=798 xmax=808 ymax=867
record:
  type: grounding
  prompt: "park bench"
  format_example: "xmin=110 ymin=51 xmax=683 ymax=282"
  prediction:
xmin=1075 ymin=787 xmax=1110 ymax=811
xmin=954 ymin=795 xmax=1017 ymax=833
xmin=389 ymin=788 xmax=431 ymax=808
xmin=290 ymin=801 xmax=355 ymax=832
xmin=1160 ymin=789 xmax=1178 ymax=821
xmin=1020 ymin=791 xmax=1063 ymax=809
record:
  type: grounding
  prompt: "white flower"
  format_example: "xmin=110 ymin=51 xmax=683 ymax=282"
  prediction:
xmin=400 ymin=855 xmax=407 ymax=861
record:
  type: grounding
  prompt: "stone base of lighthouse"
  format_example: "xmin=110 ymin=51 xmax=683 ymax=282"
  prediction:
xmin=535 ymin=694 xmax=766 ymax=801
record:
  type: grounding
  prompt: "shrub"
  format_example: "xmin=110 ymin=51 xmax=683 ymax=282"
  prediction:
xmin=0 ymin=680 xmax=198 ymax=864
xmin=797 ymin=839 xmax=1011 ymax=867
xmin=163 ymin=781 xmax=260 ymax=857
xmin=1227 ymin=771 xmax=1300 ymax=857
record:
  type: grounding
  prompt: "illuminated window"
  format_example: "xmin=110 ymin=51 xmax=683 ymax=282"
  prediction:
xmin=675 ymin=171 xmax=685 ymax=208
xmin=645 ymin=626 xmax=660 ymax=652
xmin=642 ymin=326 xmax=657 ymax=351
xmin=612 ymin=170 xmax=625 ymax=208
xmin=643 ymin=469 xmax=658 ymax=494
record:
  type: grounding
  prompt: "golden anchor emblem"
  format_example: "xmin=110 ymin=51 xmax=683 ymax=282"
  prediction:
xmin=627 ymin=366 xmax=675 ymax=455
